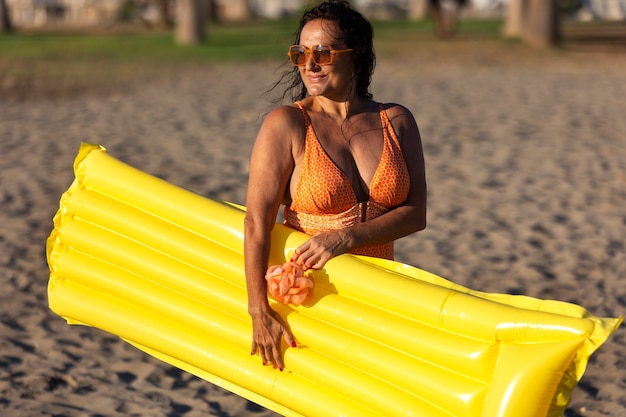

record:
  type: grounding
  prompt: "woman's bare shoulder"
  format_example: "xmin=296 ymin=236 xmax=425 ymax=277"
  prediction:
xmin=263 ymin=104 xmax=304 ymax=129
xmin=254 ymin=104 xmax=306 ymax=154
xmin=379 ymin=102 xmax=421 ymax=146
xmin=380 ymin=102 xmax=414 ymax=119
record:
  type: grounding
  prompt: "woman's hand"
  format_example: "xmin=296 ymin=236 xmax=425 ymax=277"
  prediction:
xmin=250 ymin=306 xmax=296 ymax=370
xmin=291 ymin=229 xmax=350 ymax=270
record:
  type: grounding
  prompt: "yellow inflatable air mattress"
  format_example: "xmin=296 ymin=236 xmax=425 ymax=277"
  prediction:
xmin=47 ymin=143 xmax=622 ymax=417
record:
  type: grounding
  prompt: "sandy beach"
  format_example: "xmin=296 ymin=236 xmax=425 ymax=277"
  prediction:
xmin=1 ymin=33 xmax=625 ymax=416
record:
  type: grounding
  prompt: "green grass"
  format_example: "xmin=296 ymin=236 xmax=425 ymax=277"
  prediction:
xmin=0 ymin=17 xmax=502 ymax=62
xmin=0 ymin=19 xmax=301 ymax=63
xmin=1 ymin=16 xmax=621 ymax=100
xmin=0 ymin=18 xmax=505 ymax=99
xmin=0 ymin=20 xmax=302 ymax=98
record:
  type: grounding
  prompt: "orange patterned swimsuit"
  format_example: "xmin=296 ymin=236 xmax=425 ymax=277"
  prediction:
xmin=284 ymin=101 xmax=410 ymax=259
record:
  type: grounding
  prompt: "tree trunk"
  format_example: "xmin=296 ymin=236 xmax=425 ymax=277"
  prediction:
xmin=502 ymin=0 xmax=526 ymax=38
xmin=155 ymin=0 xmax=174 ymax=29
xmin=0 ymin=0 xmax=13 ymax=33
xmin=524 ymin=0 xmax=560 ymax=48
xmin=407 ymin=0 xmax=429 ymax=20
xmin=502 ymin=0 xmax=560 ymax=48
xmin=204 ymin=0 xmax=218 ymax=23
xmin=176 ymin=0 xmax=204 ymax=45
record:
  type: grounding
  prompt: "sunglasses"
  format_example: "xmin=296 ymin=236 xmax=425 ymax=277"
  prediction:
xmin=288 ymin=44 xmax=354 ymax=67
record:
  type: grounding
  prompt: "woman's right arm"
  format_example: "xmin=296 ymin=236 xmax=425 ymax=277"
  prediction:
xmin=244 ymin=106 xmax=301 ymax=370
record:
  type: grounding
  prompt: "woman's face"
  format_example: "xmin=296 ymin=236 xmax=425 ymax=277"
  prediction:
xmin=297 ymin=19 xmax=354 ymax=100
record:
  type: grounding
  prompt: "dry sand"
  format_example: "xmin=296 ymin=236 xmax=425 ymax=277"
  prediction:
xmin=1 ymin=36 xmax=625 ymax=416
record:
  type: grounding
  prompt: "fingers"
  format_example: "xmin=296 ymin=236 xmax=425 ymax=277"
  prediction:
xmin=252 ymin=340 xmax=276 ymax=368
xmin=251 ymin=313 xmax=298 ymax=370
xmin=291 ymin=243 xmax=322 ymax=270
xmin=291 ymin=232 xmax=345 ymax=270
xmin=261 ymin=345 xmax=279 ymax=369
xmin=259 ymin=343 xmax=292 ymax=370
xmin=283 ymin=327 xmax=298 ymax=350
xmin=292 ymin=248 xmax=330 ymax=270
xmin=262 ymin=330 xmax=298 ymax=370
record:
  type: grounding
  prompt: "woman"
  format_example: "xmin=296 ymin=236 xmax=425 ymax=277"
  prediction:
xmin=244 ymin=0 xmax=427 ymax=370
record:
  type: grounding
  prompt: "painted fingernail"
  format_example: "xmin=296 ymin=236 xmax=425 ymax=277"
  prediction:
xmin=279 ymin=368 xmax=283 ymax=372
xmin=291 ymin=341 xmax=297 ymax=348
xmin=262 ymin=361 xmax=267 ymax=366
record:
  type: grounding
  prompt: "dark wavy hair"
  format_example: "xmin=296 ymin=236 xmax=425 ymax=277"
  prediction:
xmin=271 ymin=0 xmax=375 ymax=103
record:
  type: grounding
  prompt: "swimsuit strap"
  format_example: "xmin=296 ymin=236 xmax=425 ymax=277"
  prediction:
xmin=295 ymin=101 xmax=311 ymax=130
xmin=378 ymin=102 xmax=402 ymax=149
